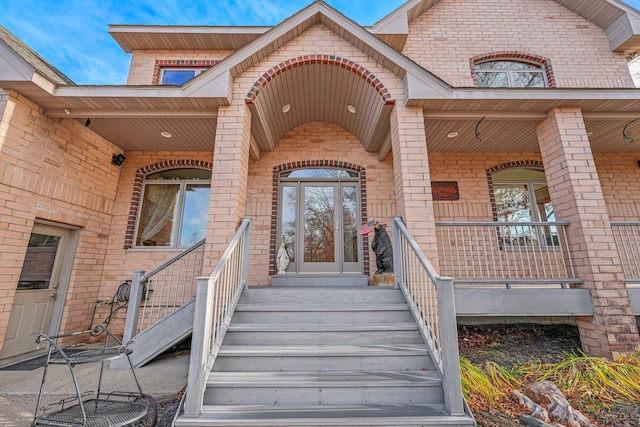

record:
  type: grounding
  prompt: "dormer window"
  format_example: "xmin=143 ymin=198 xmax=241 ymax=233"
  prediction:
xmin=160 ymin=68 xmax=207 ymax=85
xmin=475 ymin=60 xmax=547 ymax=88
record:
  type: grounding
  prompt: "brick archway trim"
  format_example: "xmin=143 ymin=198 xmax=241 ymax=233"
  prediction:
xmin=246 ymin=55 xmax=395 ymax=105
xmin=486 ymin=160 xmax=545 ymax=222
xmin=270 ymin=160 xmax=370 ymax=277
xmin=124 ymin=160 xmax=214 ymax=249
xmin=470 ymin=51 xmax=556 ymax=88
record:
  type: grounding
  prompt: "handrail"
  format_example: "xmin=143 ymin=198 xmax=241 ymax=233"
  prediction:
xmin=184 ymin=217 xmax=252 ymax=417
xmin=392 ymin=216 xmax=465 ymax=416
xmin=435 ymin=220 xmax=577 ymax=287
xmin=122 ymin=239 xmax=206 ymax=343
xmin=611 ymin=221 xmax=640 ymax=282
xmin=140 ymin=239 xmax=205 ymax=283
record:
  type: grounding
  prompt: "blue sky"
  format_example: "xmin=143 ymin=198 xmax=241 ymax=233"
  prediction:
xmin=0 ymin=0 xmax=639 ymax=85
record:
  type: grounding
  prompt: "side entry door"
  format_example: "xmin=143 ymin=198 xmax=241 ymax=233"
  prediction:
xmin=0 ymin=224 xmax=73 ymax=361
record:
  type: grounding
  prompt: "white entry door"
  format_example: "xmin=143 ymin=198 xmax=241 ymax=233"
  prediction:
xmin=0 ymin=224 xmax=73 ymax=360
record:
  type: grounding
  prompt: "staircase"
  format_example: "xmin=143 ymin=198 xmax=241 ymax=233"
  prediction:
xmin=175 ymin=283 xmax=475 ymax=426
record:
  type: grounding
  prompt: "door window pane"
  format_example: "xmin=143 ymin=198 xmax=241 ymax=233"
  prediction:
xmin=17 ymin=234 xmax=60 ymax=290
xmin=304 ymin=186 xmax=335 ymax=263
xmin=342 ymin=186 xmax=358 ymax=263
xmin=281 ymin=186 xmax=297 ymax=263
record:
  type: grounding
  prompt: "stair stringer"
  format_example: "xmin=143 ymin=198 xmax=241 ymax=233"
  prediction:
xmin=111 ymin=299 xmax=194 ymax=369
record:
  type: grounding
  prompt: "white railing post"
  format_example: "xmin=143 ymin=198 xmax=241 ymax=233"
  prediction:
xmin=122 ymin=270 xmax=145 ymax=344
xmin=184 ymin=276 xmax=214 ymax=417
xmin=392 ymin=216 xmax=404 ymax=289
xmin=242 ymin=218 xmax=252 ymax=290
xmin=435 ymin=277 xmax=465 ymax=416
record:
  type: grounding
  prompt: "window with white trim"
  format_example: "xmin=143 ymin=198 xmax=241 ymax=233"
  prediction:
xmin=491 ymin=168 xmax=557 ymax=246
xmin=475 ymin=60 xmax=547 ymax=88
xmin=160 ymin=68 xmax=207 ymax=85
xmin=135 ymin=169 xmax=211 ymax=248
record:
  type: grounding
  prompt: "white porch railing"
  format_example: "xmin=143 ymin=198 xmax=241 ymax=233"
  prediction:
xmin=184 ymin=218 xmax=252 ymax=417
xmin=122 ymin=239 xmax=205 ymax=343
xmin=436 ymin=221 xmax=580 ymax=288
xmin=611 ymin=221 xmax=640 ymax=284
xmin=392 ymin=216 xmax=465 ymax=416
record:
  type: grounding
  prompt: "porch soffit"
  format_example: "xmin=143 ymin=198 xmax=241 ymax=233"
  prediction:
xmin=372 ymin=0 xmax=640 ymax=53
xmin=246 ymin=61 xmax=394 ymax=154
xmin=417 ymin=92 xmax=640 ymax=153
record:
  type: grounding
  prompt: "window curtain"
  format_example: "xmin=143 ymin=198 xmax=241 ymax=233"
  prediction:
xmin=138 ymin=184 xmax=179 ymax=245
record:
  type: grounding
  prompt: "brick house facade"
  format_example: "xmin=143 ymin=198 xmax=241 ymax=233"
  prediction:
xmin=2 ymin=0 xmax=640 ymax=363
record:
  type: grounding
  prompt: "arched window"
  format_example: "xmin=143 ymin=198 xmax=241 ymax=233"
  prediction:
xmin=475 ymin=60 xmax=548 ymax=88
xmin=491 ymin=168 xmax=553 ymax=223
xmin=134 ymin=168 xmax=211 ymax=248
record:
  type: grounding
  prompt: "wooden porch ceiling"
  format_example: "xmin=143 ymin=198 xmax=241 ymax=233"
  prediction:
xmin=424 ymin=117 xmax=640 ymax=153
xmin=248 ymin=63 xmax=392 ymax=155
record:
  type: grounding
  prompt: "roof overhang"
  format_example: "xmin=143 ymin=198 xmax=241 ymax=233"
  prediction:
xmin=109 ymin=25 xmax=272 ymax=52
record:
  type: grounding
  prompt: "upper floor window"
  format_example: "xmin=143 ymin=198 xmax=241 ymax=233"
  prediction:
xmin=160 ymin=68 xmax=207 ymax=85
xmin=475 ymin=60 xmax=548 ymax=88
xmin=135 ymin=168 xmax=211 ymax=248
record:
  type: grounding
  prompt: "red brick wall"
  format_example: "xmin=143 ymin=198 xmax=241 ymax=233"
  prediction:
xmin=403 ymin=0 xmax=633 ymax=88
xmin=246 ymin=122 xmax=396 ymax=285
xmin=0 ymin=91 xmax=121 ymax=346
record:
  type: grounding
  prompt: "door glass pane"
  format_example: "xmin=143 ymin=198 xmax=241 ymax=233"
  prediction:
xmin=136 ymin=184 xmax=180 ymax=246
xmin=17 ymin=234 xmax=60 ymax=290
xmin=179 ymin=184 xmax=210 ymax=247
xmin=342 ymin=186 xmax=358 ymax=263
xmin=304 ymin=186 xmax=335 ymax=263
xmin=281 ymin=186 xmax=297 ymax=263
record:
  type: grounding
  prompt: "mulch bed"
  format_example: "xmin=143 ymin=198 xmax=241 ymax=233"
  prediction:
xmin=458 ymin=323 xmax=640 ymax=427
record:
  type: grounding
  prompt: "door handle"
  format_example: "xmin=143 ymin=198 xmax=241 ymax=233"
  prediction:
xmin=49 ymin=292 xmax=57 ymax=298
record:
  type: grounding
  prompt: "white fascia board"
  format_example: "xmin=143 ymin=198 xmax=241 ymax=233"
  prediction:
xmin=181 ymin=69 xmax=232 ymax=100
xmin=606 ymin=12 xmax=640 ymax=51
xmin=444 ymin=88 xmax=640 ymax=101
xmin=53 ymin=85 xmax=187 ymax=98
xmin=371 ymin=0 xmax=420 ymax=32
xmin=0 ymin=41 xmax=37 ymax=82
xmin=403 ymin=71 xmax=452 ymax=101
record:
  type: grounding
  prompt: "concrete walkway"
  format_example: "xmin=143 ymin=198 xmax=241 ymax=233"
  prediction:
xmin=0 ymin=351 xmax=189 ymax=426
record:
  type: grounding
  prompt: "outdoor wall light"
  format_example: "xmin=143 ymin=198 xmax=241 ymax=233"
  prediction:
xmin=64 ymin=108 xmax=71 ymax=115
xmin=282 ymin=104 xmax=291 ymax=113
xmin=160 ymin=131 xmax=173 ymax=138
xmin=84 ymin=118 xmax=91 ymax=127
xmin=447 ymin=132 xmax=459 ymax=138
xmin=111 ymin=153 xmax=126 ymax=166
xmin=347 ymin=104 xmax=357 ymax=114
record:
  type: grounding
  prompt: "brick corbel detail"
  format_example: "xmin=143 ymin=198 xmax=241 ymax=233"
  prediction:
xmin=470 ymin=51 xmax=556 ymax=88
xmin=123 ymin=160 xmax=213 ymax=249
xmin=245 ymin=55 xmax=395 ymax=105
xmin=270 ymin=160 xmax=369 ymax=277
